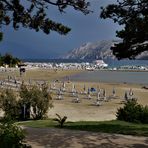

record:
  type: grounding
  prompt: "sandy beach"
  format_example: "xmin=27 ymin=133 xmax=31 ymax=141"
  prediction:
xmin=1 ymin=68 xmax=147 ymax=121
xmin=48 ymin=81 xmax=148 ymax=121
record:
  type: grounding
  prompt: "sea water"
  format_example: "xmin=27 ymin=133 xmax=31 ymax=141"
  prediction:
xmin=68 ymin=70 xmax=148 ymax=85
xmin=23 ymin=59 xmax=148 ymax=84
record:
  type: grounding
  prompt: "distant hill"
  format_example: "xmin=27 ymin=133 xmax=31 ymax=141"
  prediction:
xmin=63 ymin=40 xmax=148 ymax=60
xmin=63 ymin=40 xmax=118 ymax=60
xmin=136 ymin=51 xmax=148 ymax=60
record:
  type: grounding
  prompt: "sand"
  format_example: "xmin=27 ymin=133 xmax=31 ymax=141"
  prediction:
xmin=0 ymin=68 xmax=147 ymax=121
xmin=48 ymin=81 xmax=148 ymax=121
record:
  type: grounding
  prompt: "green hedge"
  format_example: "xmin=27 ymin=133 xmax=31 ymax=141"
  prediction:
xmin=116 ymin=99 xmax=148 ymax=124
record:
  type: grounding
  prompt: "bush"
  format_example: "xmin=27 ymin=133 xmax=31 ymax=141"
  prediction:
xmin=116 ymin=99 xmax=148 ymax=124
xmin=54 ymin=114 xmax=67 ymax=128
xmin=0 ymin=89 xmax=20 ymax=120
xmin=20 ymin=84 xmax=53 ymax=120
xmin=0 ymin=122 xmax=29 ymax=148
xmin=0 ymin=53 xmax=21 ymax=67
xmin=140 ymin=106 xmax=148 ymax=124
xmin=0 ymin=84 xmax=53 ymax=121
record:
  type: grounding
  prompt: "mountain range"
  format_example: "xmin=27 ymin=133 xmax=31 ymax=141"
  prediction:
xmin=63 ymin=40 xmax=148 ymax=60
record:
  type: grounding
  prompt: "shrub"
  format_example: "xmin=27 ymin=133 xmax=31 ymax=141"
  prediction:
xmin=0 ymin=84 xmax=53 ymax=121
xmin=0 ymin=89 xmax=20 ymax=120
xmin=0 ymin=53 xmax=21 ymax=67
xmin=140 ymin=106 xmax=148 ymax=124
xmin=0 ymin=122 xmax=29 ymax=148
xmin=20 ymin=84 xmax=53 ymax=120
xmin=116 ymin=99 xmax=148 ymax=124
xmin=54 ymin=114 xmax=67 ymax=128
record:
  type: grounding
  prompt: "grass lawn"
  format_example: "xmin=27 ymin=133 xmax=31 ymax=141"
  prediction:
xmin=19 ymin=119 xmax=148 ymax=137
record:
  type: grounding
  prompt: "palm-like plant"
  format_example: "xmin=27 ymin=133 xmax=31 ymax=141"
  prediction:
xmin=54 ymin=114 xmax=67 ymax=128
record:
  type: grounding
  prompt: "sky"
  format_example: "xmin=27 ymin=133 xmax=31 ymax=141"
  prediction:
xmin=0 ymin=0 xmax=121 ymax=59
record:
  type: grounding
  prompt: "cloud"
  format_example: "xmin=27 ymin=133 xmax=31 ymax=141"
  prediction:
xmin=0 ymin=0 xmax=120 ymax=59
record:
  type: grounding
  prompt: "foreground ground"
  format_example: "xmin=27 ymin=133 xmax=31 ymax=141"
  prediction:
xmin=1 ymin=68 xmax=148 ymax=147
xmin=24 ymin=127 xmax=148 ymax=148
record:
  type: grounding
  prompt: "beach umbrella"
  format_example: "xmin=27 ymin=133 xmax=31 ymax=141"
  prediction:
xmin=87 ymin=88 xmax=91 ymax=99
xmin=103 ymin=89 xmax=106 ymax=97
xmin=97 ymin=91 xmax=100 ymax=100
xmin=57 ymin=89 xmax=60 ymax=95
xmin=60 ymin=87 xmax=62 ymax=92
xmin=72 ymin=83 xmax=74 ymax=89
xmin=53 ymin=81 xmax=56 ymax=88
xmin=73 ymin=84 xmax=75 ymax=89
xmin=72 ymin=83 xmax=76 ymax=92
xmin=67 ymin=76 xmax=70 ymax=82
xmin=90 ymin=87 xmax=96 ymax=92
xmin=49 ymin=84 xmax=52 ymax=89
xmin=62 ymin=82 xmax=66 ymax=91
xmin=83 ymin=84 xmax=86 ymax=91
xmin=7 ymin=75 xmax=10 ymax=81
xmin=98 ymin=88 xmax=101 ymax=93
xmin=83 ymin=84 xmax=87 ymax=94
xmin=112 ymin=88 xmax=116 ymax=96
xmin=29 ymin=78 xmax=32 ymax=84
xmin=63 ymin=82 xmax=65 ymax=88
xmin=97 ymin=85 xmax=100 ymax=92
xmin=129 ymin=88 xmax=134 ymax=99
xmin=88 ymin=88 xmax=90 ymax=94
xmin=124 ymin=91 xmax=128 ymax=101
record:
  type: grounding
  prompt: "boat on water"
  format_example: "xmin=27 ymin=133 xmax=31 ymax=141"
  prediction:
xmin=85 ymin=67 xmax=95 ymax=71
xmin=85 ymin=60 xmax=108 ymax=71
xmin=93 ymin=60 xmax=108 ymax=68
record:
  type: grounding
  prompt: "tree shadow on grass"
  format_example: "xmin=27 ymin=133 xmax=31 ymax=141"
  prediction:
xmin=25 ymin=127 xmax=148 ymax=148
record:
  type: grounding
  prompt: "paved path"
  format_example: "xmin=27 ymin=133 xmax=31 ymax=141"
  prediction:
xmin=24 ymin=127 xmax=148 ymax=148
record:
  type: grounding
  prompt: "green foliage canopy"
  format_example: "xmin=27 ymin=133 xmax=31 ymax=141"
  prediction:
xmin=0 ymin=53 xmax=21 ymax=67
xmin=116 ymin=99 xmax=148 ymax=124
xmin=0 ymin=122 xmax=28 ymax=148
xmin=20 ymin=84 xmax=53 ymax=120
xmin=0 ymin=0 xmax=90 ymax=36
xmin=0 ymin=84 xmax=53 ymax=121
xmin=101 ymin=0 xmax=148 ymax=59
xmin=0 ymin=89 xmax=20 ymax=120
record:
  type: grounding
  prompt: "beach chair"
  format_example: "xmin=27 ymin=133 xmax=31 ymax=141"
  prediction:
xmin=123 ymin=91 xmax=128 ymax=102
xmin=94 ymin=100 xmax=102 ymax=106
xmin=103 ymin=96 xmax=108 ymax=102
xmin=112 ymin=88 xmax=116 ymax=97
xmin=71 ymin=91 xmax=77 ymax=97
xmin=72 ymin=97 xmax=80 ymax=103
xmin=87 ymin=94 xmax=92 ymax=99
xmin=55 ymin=89 xmax=63 ymax=100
